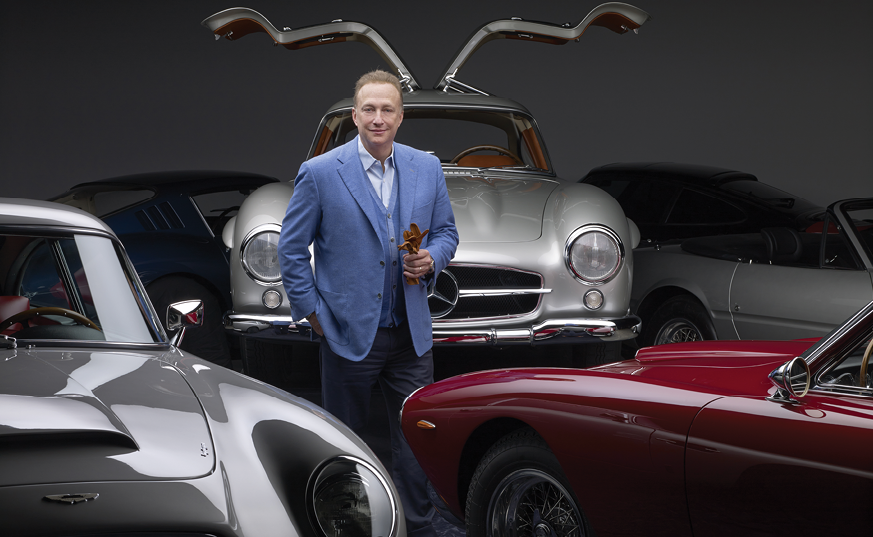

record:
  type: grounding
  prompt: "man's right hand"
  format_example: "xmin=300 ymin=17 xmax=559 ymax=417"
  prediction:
xmin=308 ymin=311 xmax=324 ymax=336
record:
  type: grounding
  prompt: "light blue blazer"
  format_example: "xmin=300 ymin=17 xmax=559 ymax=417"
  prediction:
xmin=278 ymin=137 xmax=459 ymax=361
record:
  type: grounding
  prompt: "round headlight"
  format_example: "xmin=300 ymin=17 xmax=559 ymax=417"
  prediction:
xmin=565 ymin=226 xmax=623 ymax=284
xmin=308 ymin=456 xmax=397 ymax=537
xmin=241 ymin=227 xmax=281 ymax=283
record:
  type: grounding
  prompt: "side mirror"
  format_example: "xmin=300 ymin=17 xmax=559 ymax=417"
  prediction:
xmin=767 ymin=356 xmax=810 ymax=403
xmin=167 ymin=300 xmax=203 ymax=347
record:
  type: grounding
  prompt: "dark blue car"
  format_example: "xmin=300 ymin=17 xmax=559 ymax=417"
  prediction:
xmin=49 ymin=170 xmax=278 ymax=366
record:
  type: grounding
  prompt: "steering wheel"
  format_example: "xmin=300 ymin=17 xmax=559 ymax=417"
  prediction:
xmin=0 ymin=307 xmax=101 ymax=333
xmin=449 ymin=145 xmax=523 ymax=166
xmin=858 ymin=337 xmax=873 ymax=388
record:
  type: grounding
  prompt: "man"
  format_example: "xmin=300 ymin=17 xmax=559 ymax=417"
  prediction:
xmin=278 ymin=70 xmax=458 ymax=536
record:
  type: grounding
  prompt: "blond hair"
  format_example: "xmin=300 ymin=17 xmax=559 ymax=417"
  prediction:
xmin=353 ymin=70 xmax=403 ymax=107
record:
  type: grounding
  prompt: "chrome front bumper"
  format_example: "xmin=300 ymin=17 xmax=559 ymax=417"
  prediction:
xmin=224 ymin=312 xmax=641 ymax=345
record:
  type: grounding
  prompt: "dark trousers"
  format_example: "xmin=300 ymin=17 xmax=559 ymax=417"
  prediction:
xmin=320 ymin=324 xmax=436 ymax=537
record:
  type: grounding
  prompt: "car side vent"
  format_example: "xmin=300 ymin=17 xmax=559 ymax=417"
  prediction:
xmin=145 ymin=206 xmax=170 ymax=229
xmin=135 ymin=210 xmax=156 ymax=231
xmin=159 ymin=202 xmax=185 ymax=229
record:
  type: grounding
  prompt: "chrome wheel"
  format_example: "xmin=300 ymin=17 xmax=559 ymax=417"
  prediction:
xmin=654 ymin=318 xmax=703 ymax=345
xmin=488 ymin=469 xmax=584 ymax=537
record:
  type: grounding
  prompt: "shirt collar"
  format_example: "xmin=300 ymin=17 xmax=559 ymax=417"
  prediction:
xmin=357 ymin=135 xmax=394 ymax=171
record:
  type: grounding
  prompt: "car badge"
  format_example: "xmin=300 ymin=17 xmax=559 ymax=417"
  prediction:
xmin=44 ymin=493 xmax=99 ymax=504
xmin=428 ymin=269 xmax=459 ymax=319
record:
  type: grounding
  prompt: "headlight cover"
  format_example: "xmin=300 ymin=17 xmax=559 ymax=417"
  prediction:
xmin=565 ymin=225 xmax=623 ymax=285
xmin=308 ymin=456 xmax=397 ymax=537
xmin=241 ymin=224 xmax=281 ymax=284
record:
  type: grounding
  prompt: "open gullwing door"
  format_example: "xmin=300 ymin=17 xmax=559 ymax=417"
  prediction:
xmin=202 ymin=7 xmax=421 ymax=92
xmin=435 ymin=2 xmax=652 ymax=94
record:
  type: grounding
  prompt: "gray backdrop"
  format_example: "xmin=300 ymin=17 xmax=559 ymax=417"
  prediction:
xmin=1 ymin=1 xmax=870 ymax=206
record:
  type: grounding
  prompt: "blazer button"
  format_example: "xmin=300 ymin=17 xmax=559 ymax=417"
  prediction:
xmin=380 ymin=261 xmax=385 ymax=266
xmin=377 ymin=293 xmax=382 ymax=299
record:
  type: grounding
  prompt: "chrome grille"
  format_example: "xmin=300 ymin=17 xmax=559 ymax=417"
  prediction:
xmin=430 ymin=265 xmax=543 ymax=321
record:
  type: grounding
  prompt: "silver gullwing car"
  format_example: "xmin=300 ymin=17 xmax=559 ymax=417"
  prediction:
xmin=203 ymin=4 xmax=650 ymax=365
xmin=0 ymin=198 xmax=405 ymax=536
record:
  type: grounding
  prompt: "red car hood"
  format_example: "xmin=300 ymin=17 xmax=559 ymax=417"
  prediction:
xmin=594 ymin=339 xmax=819 ymax=397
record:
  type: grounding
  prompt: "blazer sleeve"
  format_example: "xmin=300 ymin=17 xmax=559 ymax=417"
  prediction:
xmin=422 ymin=156 xmax=459 ymax=277
xmin=278 ymin=161 xmax=321 ymax=319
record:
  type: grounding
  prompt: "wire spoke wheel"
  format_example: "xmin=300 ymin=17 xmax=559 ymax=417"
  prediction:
xmin=655 ymin=318 xmax=703 ymax=344
xmin=489 ymin=469 xmax=584 ymax=537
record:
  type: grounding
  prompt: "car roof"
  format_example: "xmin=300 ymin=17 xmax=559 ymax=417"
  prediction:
xmin=583 ymin=162 xmax=758 ymax=186
xmin=326 ymin=90 xmax=535 ymax=116
xmin=65 ymin=170 xmax=279 ymax=192
xmin=0 ymin=198 xmax=115 ymax=235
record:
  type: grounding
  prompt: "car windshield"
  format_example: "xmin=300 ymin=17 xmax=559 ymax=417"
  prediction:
xmin=49 ymin=185 xmax=156 ymax=218
xmin=312 ymin=108 xmax=552 ymax=172
xmin=720 ymin=180 xmax=820 ymax=214
xmin=0 ymin=232 xmax=163 ymax=344
xmin=843 ymin=200 xmax=873 ymax=262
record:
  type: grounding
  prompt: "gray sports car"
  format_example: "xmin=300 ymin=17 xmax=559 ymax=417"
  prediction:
xmin=0 ymin=198 xmax=404 ymax=536
xmin=202 ymin=4 xmax=651 ymax=368
xmin=632 ymin=198 xmax=873 ymax=346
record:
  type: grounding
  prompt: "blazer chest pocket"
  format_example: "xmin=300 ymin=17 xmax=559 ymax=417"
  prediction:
xmin=411 ymin=200 xmax=434 ymax=230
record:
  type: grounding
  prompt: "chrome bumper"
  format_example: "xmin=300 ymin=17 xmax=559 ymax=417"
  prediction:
xmin=225 ymin=312 xmax=641 ymax=345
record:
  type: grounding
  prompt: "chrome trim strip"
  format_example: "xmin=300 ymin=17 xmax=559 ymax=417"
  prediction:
xmin=13 ymin=340 xmax=173 ymax=351
xmin=226 ymin=312 xmax=642 ymax=344
xmin=459 ymin=288 xmax=551 ymax=297
xmin=0 ymin=225 xmax=116 ymax=240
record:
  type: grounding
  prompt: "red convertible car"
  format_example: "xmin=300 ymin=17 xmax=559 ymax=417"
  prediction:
xmin=401 ymin=299 xmax=873 ymax=536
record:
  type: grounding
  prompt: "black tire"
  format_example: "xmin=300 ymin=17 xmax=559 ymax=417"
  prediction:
xmin=573 ymin=341 xmax=623 ymax=367
xmin=147 ymin=276 xmax=232 ymax=368
xmin=641 ymin=295 xmax=716 ymax=347
xmin=466 ymin=428 xmax=590 ymax=537
xmin=241 ymin=338 xmax=320 ymax=393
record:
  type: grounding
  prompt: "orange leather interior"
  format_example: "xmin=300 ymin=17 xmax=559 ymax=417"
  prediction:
xmin=314 ymin=126 xmax=334 ymax=157
xmin=457 ymin=155 xmax=518 ymax=168
xmin=521 ymin=128 xmax=548 ymax=170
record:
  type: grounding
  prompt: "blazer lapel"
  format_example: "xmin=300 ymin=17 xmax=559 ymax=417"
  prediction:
xmin=396 ymin=145 xmax=420 ymax=236
xmin=336 ymin=138 xmax=383 ymax=235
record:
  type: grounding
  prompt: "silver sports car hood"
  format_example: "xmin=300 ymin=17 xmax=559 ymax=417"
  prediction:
xmin=445 ymin=174 xmax=558 ymax=242
xmin=0 ymin=349 xmax=214 ymax=487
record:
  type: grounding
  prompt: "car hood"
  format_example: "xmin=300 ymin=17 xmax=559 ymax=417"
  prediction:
xmin=0 ymin=348 xmax=214 ymax=487
xmin=595 ymin=339 xmax=818 ymax=396
xmin=445 ymin=174 xmax=559 ymax=242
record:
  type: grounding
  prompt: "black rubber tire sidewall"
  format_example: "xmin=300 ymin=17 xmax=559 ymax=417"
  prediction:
xmin=465 ymin=428 xmax=587 ymax=537
xmin=641 ymin=295 xmax=716 ymax=347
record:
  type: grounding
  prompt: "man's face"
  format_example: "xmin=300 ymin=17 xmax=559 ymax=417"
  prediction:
xmin=352 ymin=82 xmax=403 ymax=158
